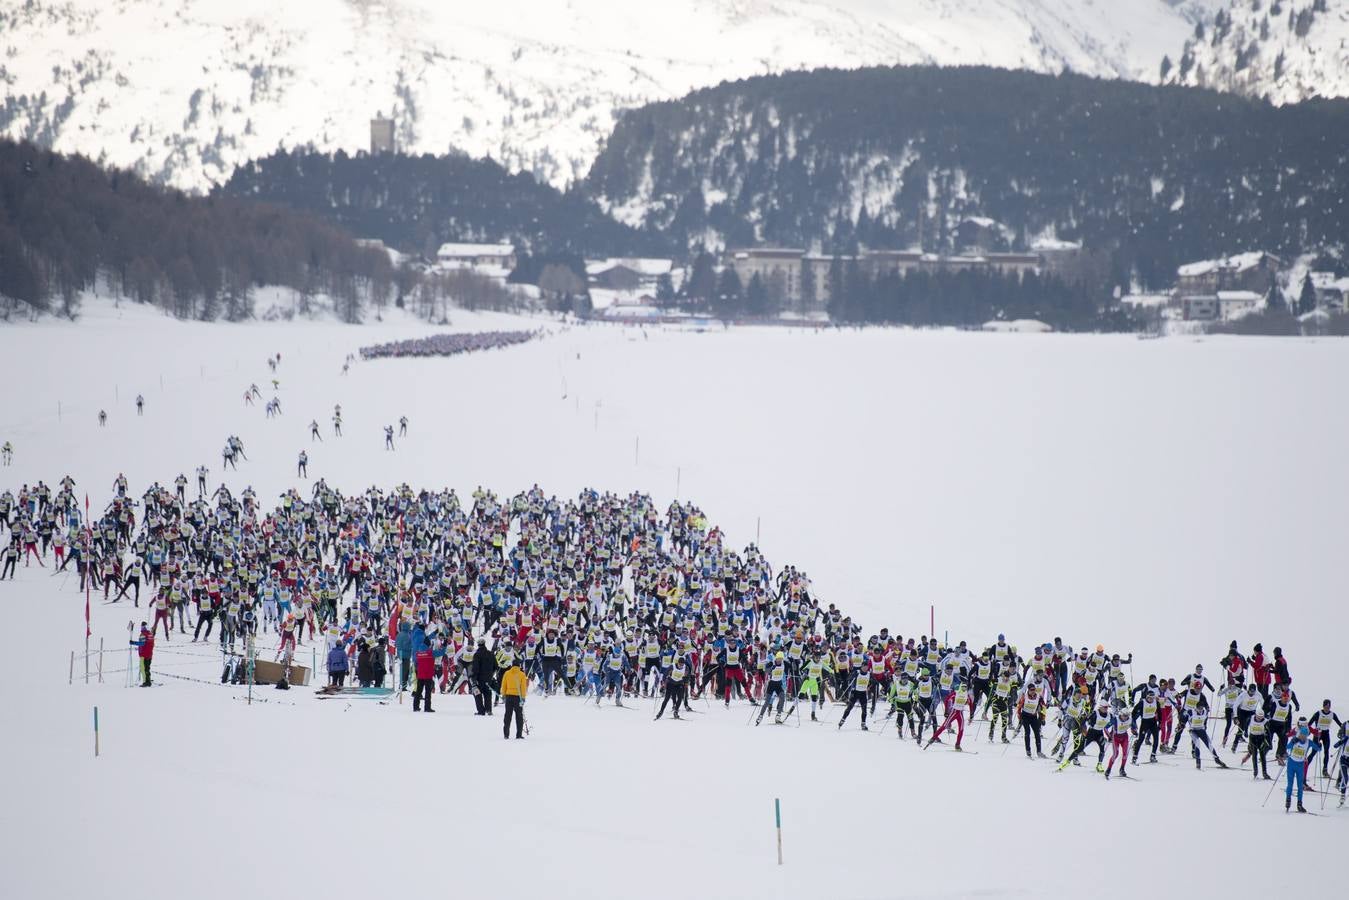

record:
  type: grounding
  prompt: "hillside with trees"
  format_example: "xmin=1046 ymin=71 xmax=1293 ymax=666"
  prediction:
xmin=219 ymin=149 xmax=664 ymax=260
xmin=586 ymin=65 xmax=1349 ymax=290
xmin=0 ymin=140 xmax=394 ymax=321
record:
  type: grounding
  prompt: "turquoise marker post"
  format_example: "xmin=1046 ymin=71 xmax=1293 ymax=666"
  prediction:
xmin=93 ymin=706 xmax=99 ymax=757
xmin=775 ymin=797 xmax=782 ymax=865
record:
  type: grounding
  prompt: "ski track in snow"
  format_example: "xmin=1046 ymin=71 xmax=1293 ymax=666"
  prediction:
xmin=1 ymin=300 xmax=1347 ymax=897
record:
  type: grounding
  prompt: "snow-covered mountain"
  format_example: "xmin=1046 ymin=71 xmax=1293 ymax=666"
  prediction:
xmin=1 ymin=0 xmax=1228 ymax=193
xmin=1163 ymin=0 xmax=1349 ymax=103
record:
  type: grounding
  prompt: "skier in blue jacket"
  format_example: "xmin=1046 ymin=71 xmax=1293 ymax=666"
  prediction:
xmin=1284 ymin=719 xmax=1319 ymax=813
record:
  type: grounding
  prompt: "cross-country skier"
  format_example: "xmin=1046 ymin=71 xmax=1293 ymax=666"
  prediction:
xmin=1284 ymin=719 xmax=1318 ymax=813
xmin=1061 ymin=700 xmax=1112 ymax=772
xmin=655 ymin=656 xmax=689 ymax=720
xmin=1185 ymin=697 xmax=1228 ymax=771
xmin=1308 ymin=699 xmax=1342 ymax=778
xmin=1332 ymin=727 xmax=1349 ymax=808
xmin=756 ymin=651 xmax=788 ymax=725
xmin=837 ymin=666 xmax=872 ymax=731
xmin=1103 ymin=698 xmax=1132 ymax=779
xmin=1130 ymin=687 xmax=1163 ymax=764
xmin=927 ymin=678 xmax=973 ymax=751
xmin=1245 ymin=709 xmax=1272 ymax=780
xmin=1017 ymin=682 xmax=1048 ymax=759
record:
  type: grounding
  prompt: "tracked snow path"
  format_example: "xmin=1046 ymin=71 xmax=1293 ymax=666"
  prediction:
xmin=2 ymin=303 xmax=1346 ymax=897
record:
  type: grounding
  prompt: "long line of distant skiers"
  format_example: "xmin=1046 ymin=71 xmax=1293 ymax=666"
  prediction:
xmin=0 ymin=471 xmax=1344 ymax=813
xmin=358 ymin=330 xmax=538 ymax=360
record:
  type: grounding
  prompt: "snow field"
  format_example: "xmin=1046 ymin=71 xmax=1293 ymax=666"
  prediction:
xmin=2 ymin=304 xmax=1347 ymax=898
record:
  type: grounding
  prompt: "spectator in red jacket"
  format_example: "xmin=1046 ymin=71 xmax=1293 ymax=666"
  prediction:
xmin=130 ymin=623 xmax=155 ymax=687
xmin=412 ymin=641 xmax=445 ymax=713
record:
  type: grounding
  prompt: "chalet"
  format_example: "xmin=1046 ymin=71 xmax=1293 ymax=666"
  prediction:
xmin=590 ymin=264 xmax=643 ymax=291
xmin=436 ymin=242 xmax=517 ymax=273
xmin=586 ymin=258 xmax=674 ymax=291
xmin=1176 ymin=252 xmax=1281 ymax=297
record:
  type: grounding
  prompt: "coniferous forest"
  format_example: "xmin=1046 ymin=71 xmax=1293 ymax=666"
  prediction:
xmin=0 ymin=140 xmax=393 ymax=321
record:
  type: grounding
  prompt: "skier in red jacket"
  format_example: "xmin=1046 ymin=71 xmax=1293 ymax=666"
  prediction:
xmin=1250 ymin=643 xmax=1272 ymax=701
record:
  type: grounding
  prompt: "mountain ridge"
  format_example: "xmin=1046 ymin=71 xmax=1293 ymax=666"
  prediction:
xmin=1 ymin=0 xmax=1247 ymax=193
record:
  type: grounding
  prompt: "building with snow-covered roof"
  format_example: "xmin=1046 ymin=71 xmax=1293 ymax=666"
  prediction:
xmin=1310 ymin=272 xmax=1349 ymax=313
xmin=1176 ymin=252 xmax=1281 ymax=297
xmin=586 ymin=258 xmax=674 ymax=291
xmin=436 ymin=242 xmax=517 ymax=273
xmin=1216 ymin=290 xmax=1262 ymax=321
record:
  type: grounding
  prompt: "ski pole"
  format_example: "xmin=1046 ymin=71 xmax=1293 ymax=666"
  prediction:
xmin=1261 ymin=767 xmax=1281 ymax=807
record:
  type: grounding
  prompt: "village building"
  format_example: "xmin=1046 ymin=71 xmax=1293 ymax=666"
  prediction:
xmin=586 ymin=258 xmax=674 ymax=291
xmin=435 ymin=242 xmax=517 ymax=276
xmin=1175 ymin=252 xmax=1281 ymax=297
xmin=1310 ymin=272 xmax=1349 ymax=313
xmin=1216 ymin=290 xmax=1262 ymax=321
xmin=727 ymin=246 xmax=1044 ymax=313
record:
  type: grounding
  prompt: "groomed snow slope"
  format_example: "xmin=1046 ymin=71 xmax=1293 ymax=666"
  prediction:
xmin=2 ymin=303 xmax=1346 ymax=898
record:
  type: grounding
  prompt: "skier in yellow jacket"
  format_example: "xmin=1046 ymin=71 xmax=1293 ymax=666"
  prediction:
xmin=500 ymin=663 xmax=529 ymax=740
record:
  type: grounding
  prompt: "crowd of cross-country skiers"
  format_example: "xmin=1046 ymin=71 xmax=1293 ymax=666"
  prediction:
xmin=358 ymin=330 xmax=537 ymax=360
xmin=1 ymin=475 xmax=1345 ymax=811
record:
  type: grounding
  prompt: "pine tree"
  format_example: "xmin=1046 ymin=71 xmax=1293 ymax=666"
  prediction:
xmin=825 ymin=255 xmax=846 ymax=321
xmin=1297 ymin=273 xmax=1317 ymax=315
xmin=798 ymin=258 xmax=817 ymax=314
xmin=683 ymin=251 xmax=717 ymax=311
xmin=1264 ymin=284 xmax=1284 ymax=315
xmin=745 ymin=273 xmax=769 ymax=317
xmin=654 ymin=272 xmax=675 ymax=307
xmin=713 ymin=268 xmax=743 ymax=320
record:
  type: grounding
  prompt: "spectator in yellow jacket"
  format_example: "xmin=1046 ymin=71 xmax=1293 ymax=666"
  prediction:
xmin=500 ymin=664 xmax=529 ymax=740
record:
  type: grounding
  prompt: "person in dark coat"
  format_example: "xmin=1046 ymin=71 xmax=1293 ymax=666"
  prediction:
xmin=471 ymin=642 xmax=497 ymax=715
xmin=327 ymin=643 xmax=348 ymax=687
xmin=370 ymin=640 xmax=386 ymax=688
xmin=356 ymin=641 xmax=374 ymax=687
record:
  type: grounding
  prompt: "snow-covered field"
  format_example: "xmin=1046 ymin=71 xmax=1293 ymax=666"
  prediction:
xmin=2 ymin=302 xmax=1346 ymax=899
